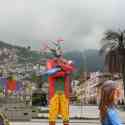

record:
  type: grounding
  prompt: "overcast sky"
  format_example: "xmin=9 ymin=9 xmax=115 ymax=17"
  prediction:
xmin=0 ymin=0 xmax=124 ymax=51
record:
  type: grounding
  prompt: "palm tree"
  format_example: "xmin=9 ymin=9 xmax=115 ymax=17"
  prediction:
xmin=100 ymin=30 xmax=125 ymax=99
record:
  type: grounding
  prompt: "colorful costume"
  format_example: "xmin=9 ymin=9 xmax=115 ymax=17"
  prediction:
xmin=42 ymin=39 xmax=75 ymax=125
xmin=47 ymin=58 xmax=74 ymax=125
xmin=99 ymin=80 xmax=122 ymax=125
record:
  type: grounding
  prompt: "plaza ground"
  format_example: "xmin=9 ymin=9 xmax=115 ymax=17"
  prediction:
xmin=11 ymin=106 xmax=125 ymax=125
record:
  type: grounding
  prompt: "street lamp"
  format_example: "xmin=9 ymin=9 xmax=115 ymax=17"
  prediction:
xmin=79 ymin=49 xmax=88 ymax=117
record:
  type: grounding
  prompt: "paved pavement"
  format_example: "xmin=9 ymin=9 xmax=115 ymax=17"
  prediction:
xmin=10 ymin=106 xmax=125 ymax=125
xmin=33 ymin=106 xmax=99 ymax=118
xmin=11 ymin=120 xmax=100 ymax=125
xmin=70 ymin=106 xmax=99 ymax=118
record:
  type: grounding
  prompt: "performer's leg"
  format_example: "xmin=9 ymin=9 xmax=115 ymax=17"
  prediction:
xmin=63 ymin=123 xmax=69 ymax=125
xmin=60 ymin=94 xmax=69 ymax=125
xmin=49 ymin=121 xmax=56 ymax=125
xmin=49 ymin=94 xmax=59 ymax=125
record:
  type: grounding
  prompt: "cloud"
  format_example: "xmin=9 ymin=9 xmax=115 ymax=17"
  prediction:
xmin=0 ymin=0 xmax=124 ymax=51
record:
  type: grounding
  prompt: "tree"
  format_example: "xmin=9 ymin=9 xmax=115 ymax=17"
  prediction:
xmin=100 ymin=30 xmax=125 ymax=100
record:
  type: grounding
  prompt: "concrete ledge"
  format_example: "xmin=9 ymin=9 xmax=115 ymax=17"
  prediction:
xmin=32 ymin=117 xmax=99 ymax=120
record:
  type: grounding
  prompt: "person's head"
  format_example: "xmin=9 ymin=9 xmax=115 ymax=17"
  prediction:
xmin=45 ymin=40 xmax=63 ymax=58
xmin=99 ymin=80 xmax=120 ymax=121
xmin=101 ymin=80 xmax=120 ymax=103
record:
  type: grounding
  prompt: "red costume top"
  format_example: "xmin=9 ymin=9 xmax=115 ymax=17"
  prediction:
xmin=47 ymin=58 xmax=74 ymax=101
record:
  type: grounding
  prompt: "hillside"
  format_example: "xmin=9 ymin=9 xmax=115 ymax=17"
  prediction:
xmin=0 ymin=41 xmax=43 ymax=63
xmin=64 ymin=50 xmax=105 ymax=72
xmin=0 ymin=41 xmax=14 ymax=48
xmin=0 ymin=41 xmax=104 ymax=71
xmin=84 ymin=49 xmax=104 ymax=72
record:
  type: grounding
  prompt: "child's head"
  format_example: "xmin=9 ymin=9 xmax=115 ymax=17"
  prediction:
xmin=99 ymin=80 xmax=121 ymax=121
xmin=101 ymin=80 xmax=120 ymax=105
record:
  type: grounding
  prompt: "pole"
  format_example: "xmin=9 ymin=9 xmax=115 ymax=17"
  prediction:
xmin=80 ymin=49 xmax=87 ymax=117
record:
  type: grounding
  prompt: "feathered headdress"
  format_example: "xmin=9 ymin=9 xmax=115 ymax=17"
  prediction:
xmin=42 ymin=38 xmax=64 ymax=57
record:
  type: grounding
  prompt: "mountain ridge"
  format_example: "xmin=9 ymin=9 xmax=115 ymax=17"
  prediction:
xmin=0 ymin=41 xmax=104 ymax=72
